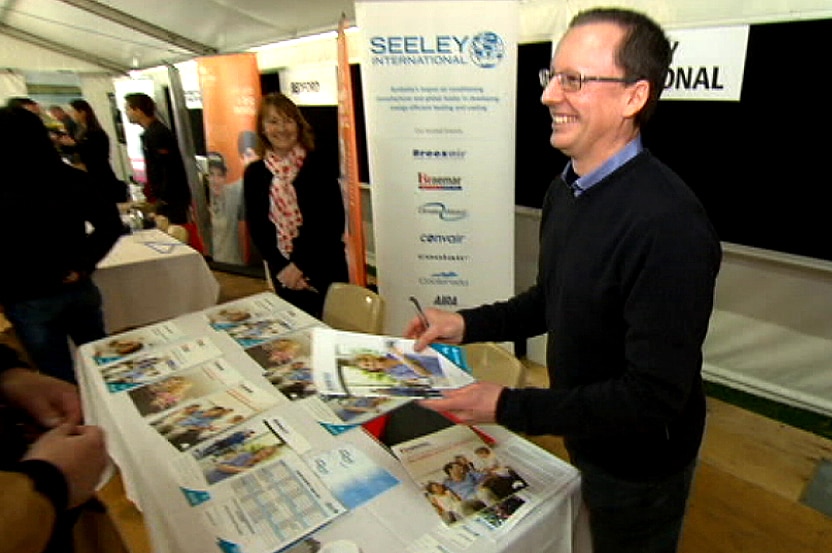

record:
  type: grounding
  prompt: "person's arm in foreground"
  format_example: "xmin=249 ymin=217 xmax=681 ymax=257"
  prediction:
xmin=0 ymin=345 xmax=107 ymax=553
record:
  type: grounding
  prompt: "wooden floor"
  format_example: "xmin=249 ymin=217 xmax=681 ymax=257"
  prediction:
xmin=32 ymin=269 xmax=831 ymax=552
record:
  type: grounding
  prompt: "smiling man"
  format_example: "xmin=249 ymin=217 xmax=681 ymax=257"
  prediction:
xmin=405 ymin=8 xmax=722 ymax=553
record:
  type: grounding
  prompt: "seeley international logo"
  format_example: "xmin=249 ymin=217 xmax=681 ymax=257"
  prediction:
xmin=418 ymin=202 xmax=468 ymax=221
xmin=368 ymin=31 xmax=506 ymax=68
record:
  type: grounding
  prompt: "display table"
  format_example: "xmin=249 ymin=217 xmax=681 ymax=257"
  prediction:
xmin=77 ymin=292 xmax=589 ymax=553
xmin=93 ymin=229 xmax=219 ymax=333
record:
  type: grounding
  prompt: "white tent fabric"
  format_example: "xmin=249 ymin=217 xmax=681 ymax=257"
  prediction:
xmin=0 ymin=69 xmax=25 ymax=100
xmin=2 ymin=0 xmax=831 ymax=75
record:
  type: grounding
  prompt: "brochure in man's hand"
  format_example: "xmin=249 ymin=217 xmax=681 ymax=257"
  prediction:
xmin=309 ymin=328 xmax=475 ymax=399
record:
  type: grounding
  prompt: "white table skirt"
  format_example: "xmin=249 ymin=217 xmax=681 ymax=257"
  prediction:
xmin=93 ymin=229 xmax=219 ymax=333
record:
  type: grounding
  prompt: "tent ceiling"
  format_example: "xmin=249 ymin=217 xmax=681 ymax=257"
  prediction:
xmin=0 ymin=0 xmax=357 ymax=73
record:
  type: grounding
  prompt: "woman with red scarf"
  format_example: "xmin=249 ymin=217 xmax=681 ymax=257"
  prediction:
xmin=243 ymin=93 xmax=348 ymax=318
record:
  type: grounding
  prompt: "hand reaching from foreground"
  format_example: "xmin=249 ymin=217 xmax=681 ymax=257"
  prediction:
xmin=23 ymin=423 xmax=107 ymax=508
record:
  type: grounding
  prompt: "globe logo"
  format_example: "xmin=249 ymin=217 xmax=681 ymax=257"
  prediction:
xmin=468 ymin=31 xmax=505 ymax=68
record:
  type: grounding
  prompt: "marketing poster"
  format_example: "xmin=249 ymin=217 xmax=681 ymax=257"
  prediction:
xmin=197 ymin=53 xmax=262 ymax=265
xmin=356 ymin=0 xmax=518 ymax=334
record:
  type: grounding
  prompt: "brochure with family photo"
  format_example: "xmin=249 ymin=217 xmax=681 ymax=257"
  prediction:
xmin=205 ymin=294 xmax=315 ymax=349
xmin=245 ymin=325 xmax=323 ymax=401
xmin=391 ymin=425 xmax=530 ymax=529
xmin=245 ymin=327 xmax=411 ymax=433
xmin=99 ymin=337 xmax=223 ymax=393
xmin=204 ymin=294 xmax=289 ymax=330
xmin=127 ymin=359 xmax=244 ymax=417
xmin=310 ymin=328 xmax=474 ymax=399
xmin=171 ymin=415 xmax=347 ymax=553
xmin=146 ymin=381 xmax=279 ymax=452
xmin=84 ymin=321 xmax=186 ymax=366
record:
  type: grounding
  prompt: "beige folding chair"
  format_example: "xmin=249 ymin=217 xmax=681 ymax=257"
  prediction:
xmin=165 ymin=224 xmax=189 ymax=244
xmin=321 ymin=282 xmax=385 ymax=334
xmin=462 ymin=342 xmax=526 ymax=388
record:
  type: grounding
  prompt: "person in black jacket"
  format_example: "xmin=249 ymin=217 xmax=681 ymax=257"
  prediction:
xmin=243 ymin=93 xmax=348 ymax=318
xmin=124 ymin=92 xmax=192 ymax=224
xmin=0 ymin=107 xmax=125 ymax=383
xmin=405 ymin=8 xmax=721 ymax=553
xmin=68 ymin=98 xmax=128 ymax=204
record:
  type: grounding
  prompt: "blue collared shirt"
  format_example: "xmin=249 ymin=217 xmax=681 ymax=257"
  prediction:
xmin=561 ymin=136 xmax=644 ymax=197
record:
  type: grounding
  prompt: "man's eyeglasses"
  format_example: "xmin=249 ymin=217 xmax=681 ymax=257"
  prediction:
xmin=538 ymin=69 xmax=639 ymax=92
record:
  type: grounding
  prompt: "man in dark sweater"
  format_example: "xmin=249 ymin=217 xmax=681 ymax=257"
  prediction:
xmin=124 ymin=92 xmax=193 ymax=224
xmin=406 ymin=8 xmax=721 ymax=553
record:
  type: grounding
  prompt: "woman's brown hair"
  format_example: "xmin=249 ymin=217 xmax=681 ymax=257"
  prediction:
xmin=256 ymin=93 xmax=315 ymax=153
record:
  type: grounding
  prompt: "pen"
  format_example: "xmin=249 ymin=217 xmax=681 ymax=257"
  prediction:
xmin=409 ymin=296 xmax=430 ymax=329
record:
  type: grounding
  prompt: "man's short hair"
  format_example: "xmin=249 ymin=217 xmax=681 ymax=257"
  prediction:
xmin=569 ymin=8 xmax=671 ymax=127
xmin=207 ymin=151 xmax=227 ymax=175
xmin=124 ymin=93 xmax=156 ymax=117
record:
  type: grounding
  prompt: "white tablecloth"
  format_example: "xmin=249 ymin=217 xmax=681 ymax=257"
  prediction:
xmin=77 ymin=292 xmax=590 ymax=553
xmin=93 ymin=229 xmax=219 ymax=333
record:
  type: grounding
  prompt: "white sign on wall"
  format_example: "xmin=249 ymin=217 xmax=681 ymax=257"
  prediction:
xmin=279 ymin=64 xmax=338 ymax=106
xmin=663 ymin=25 xmax=750 ymax=102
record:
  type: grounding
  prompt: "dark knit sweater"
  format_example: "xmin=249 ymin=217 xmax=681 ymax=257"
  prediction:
xmin=462 ymin=151 xmax=721 ymax=480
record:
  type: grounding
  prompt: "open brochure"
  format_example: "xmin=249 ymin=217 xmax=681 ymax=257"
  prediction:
xmin=244 ymin=326 xmax=412 ymax=433
xmin=310 ymin=328 xmax=475 ymax=399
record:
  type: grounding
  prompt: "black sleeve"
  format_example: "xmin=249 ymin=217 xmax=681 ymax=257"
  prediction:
xmin=71 ymin=167 xmax=125 ymax=274
xmin=9 ymin=459 xmax=69 ymax=514
xmin=459 ymin=284 xmax=548 ymax=344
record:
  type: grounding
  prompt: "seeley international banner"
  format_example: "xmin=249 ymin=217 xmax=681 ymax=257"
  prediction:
xmin=356 ymin=0 xmax=518 ymax=334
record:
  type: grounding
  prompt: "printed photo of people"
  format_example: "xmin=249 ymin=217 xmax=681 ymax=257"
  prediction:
xmin=420 ymin=446 xmax=528 ymax=525
xmin=245 ymin=328 xmax=318 ymax=400
xmin=92 ymin=337 xmax=145 ymax=365
xmin=327 ymin=396 xmax=391 ymax=423
xmin=100 ymin=355 xmax=171 ymax=392
xmin=192 ymin=425 xmax=284 ymax=486
xmin=127 ymin=361 xmax=242 ymax=416
xmin=333 ymin=339 xmax=450 ymax=397
xmin=149 ymin=397 xmax=246 ymax=451
xmin=224 ymin=315 xmax=301 ymax=348
xmin=207 ymin=306 xmax=253 ymax=330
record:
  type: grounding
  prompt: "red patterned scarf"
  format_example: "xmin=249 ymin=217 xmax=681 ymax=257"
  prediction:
xmin=265 ymin=145 xmax=306 ymax=258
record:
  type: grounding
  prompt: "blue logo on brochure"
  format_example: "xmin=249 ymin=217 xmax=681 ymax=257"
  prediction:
xmin=180 ymin=487 xmax=211 ymax=506
xmin=217 ymin=539 xmax=244 ymax=553
xmin=469 ymin=31 xmax=506 ymax=68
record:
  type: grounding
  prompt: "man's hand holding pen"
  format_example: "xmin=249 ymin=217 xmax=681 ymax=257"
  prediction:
xmin=404 ymin=297 xmax=466 ymax=352
xmin=403 ymin=298 xmax=503 ymax=424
